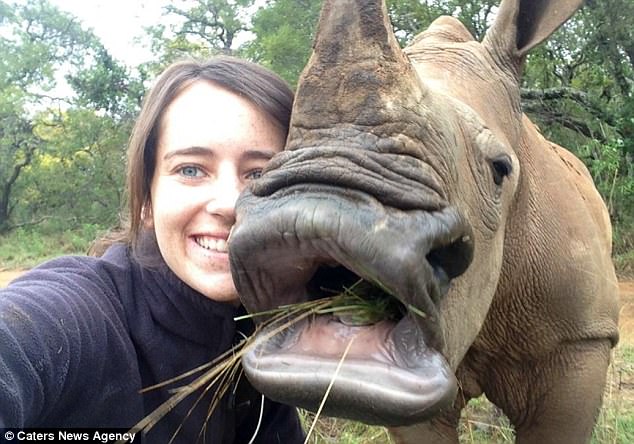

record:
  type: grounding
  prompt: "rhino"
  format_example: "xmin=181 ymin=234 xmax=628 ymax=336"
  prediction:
xmin=229 ymin=0 xmax=620 ymax=442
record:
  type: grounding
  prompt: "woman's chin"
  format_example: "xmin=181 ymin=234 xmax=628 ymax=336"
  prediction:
xmin=166 ymin=242 xmax=238 ymax=303
xmin=191 ymin=271 xmax=239 ymax=304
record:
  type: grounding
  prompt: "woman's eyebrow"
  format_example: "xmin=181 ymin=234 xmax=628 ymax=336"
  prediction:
xmin=242 ymin=149 xmax=278 ymax=161
xmin=163 ymin=147 xmax=278 ymax=162
xmin=163 ymin=146 xmax=214 ymax=160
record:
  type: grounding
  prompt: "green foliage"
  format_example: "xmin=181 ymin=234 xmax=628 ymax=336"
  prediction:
xmin=0 ymin=0 xmax=141 ymax=236
xmin=0 ymin=106 xmax=41 ymax=233
xmin=246 ymin=0 xmax=321 ymax=87
xmin=67 ymin=47 xmax=146 ymax=119
xmin=387 ymin=0 xmax=445 ymax=45
xmin=11 ymin=108 xmax=129 ymax=231
xmin=142 ymin=0 xmax=256 ymax=74
xmin=166 ymin=0 xmax=255 ymax=51
xmin=387 ymin=0 xmax=499 ymax=43
xmin=0 ymin=0 xmax=78 ymax=233
xmin=0 ymin=0 xmax=94 ymax=89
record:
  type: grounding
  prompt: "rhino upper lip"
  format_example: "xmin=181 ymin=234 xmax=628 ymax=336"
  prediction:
xmin=251 ymin=146 xmax=448 ymax=211
xmin=232 ymin=183 xmax=473 ymax=338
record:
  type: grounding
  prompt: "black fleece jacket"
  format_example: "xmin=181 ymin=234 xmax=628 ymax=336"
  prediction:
xmin=0 ymin=244 xmax=304 ymax=443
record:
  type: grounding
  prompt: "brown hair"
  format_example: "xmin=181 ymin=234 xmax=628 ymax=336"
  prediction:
xmin=90 ymin=56 xmax=294 ymax=258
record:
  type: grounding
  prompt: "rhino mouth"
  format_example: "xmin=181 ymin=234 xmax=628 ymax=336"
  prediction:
xmin=230 ymin=183 xmax=473 ymax=426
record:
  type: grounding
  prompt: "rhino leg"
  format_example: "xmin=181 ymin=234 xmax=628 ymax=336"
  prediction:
xmin=388 ymin=368 xmax=480 ymax=444
xmin=487 ymin=340 xmax=612 ymax=444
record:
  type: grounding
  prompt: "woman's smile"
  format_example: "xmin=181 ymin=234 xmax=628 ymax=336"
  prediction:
xmin=192 ymin=234 xmax=230 ymax=254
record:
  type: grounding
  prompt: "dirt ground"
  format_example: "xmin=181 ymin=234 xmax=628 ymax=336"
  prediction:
xmin=618 ymin=280 xmax=634 ymax=345
xmin=0 ymin=270 xmax=27 ymax=288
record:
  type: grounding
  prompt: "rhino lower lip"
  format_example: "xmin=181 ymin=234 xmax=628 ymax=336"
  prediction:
xmin=237 ymin=260 xmax=459 ymax=426
xmin=242 ymin=310 xmax=458 ymax=426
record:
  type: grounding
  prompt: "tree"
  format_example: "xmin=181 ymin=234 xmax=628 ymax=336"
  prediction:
xmin=1 ymin=0 xmax=630 ymax=255
xmin=245 ymin=0 xmax=497 ymax=87
xmin=0 ymin=0 xmax=130 ymax=233
xmin=0 ymin=109 xmax=41 ymax=233
xmin=386 ymin=0 xmax=498 ymax=44
xmin=12 ymin=108 xmax=130 ymax=231
xmin=166 ymin=0 xmax=255 ymax=53
xmin=246 ymin=0 xmax=321 ymax=87
xmin=67 ymin=47 xmax=147 ymax=121
xmin=143 ymin=0 xmax=256 ymax=74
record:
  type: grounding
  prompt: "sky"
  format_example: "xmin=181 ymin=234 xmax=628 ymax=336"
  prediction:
xmin=49 ymin=0 xmax=168 ymax=66
xmin=47 ymin=0 xmax=263 ymax=67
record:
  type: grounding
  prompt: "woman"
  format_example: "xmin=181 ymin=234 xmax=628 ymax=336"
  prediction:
xmin=0 ymin=56 xmax=305 ymax=443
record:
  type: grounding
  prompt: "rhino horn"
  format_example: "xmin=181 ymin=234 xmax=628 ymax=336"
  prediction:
xmin=289 ymin=0 xmax=425 ymax=132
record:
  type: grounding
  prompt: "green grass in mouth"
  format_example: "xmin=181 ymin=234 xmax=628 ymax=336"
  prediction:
xmin=235 ymin=279 xmax=419 ymax=327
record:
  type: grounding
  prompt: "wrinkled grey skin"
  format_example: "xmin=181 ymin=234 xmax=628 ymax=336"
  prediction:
xmin=229 ymin=0 xmax=620 ymax=442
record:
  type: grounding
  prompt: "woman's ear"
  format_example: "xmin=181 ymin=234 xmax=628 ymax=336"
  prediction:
xmin=142 ymin=202 xmax=154 ymax=228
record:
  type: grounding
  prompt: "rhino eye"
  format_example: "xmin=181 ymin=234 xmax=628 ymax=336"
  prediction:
xmin=489 ymin=155 xmax=513 ymax=186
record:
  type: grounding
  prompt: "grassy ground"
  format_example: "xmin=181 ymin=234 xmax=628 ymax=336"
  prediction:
xmin=0 ymin=225 xmax=102 ymax=269
xmin=300 ymin=344 xmax=634 ymax=443
xmin=615 ymin=250 xmax=634 ymax=279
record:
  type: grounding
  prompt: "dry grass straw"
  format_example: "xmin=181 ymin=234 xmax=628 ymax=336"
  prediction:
xmin=121 ymin=279 xmax=410 ymax=443
xmin=302 ymin=336 xmax=356 ymax=444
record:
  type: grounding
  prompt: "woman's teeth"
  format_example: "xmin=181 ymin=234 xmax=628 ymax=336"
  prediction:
xmin=194 ymin=236 xmax=228 ymax=253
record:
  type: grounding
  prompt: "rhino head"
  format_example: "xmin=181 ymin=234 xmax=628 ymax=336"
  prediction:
xmin=229 ymin=0 xmax=585 ymax=427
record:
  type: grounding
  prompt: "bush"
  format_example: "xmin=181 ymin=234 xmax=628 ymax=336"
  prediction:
xmin=0 ymin=223 xmax=107 ymax=269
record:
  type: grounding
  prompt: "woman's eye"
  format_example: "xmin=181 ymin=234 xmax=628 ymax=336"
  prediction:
xmin=245 ymin=169 xmax=263 ymax=180
xmin=179 ymin=166 xmax=203 ymax=177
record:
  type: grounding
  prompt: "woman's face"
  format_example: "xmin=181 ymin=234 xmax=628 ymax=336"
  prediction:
xmin=148 ymin=80 xmax=286 ymax=303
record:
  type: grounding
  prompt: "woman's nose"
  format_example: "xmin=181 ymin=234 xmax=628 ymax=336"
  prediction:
xmin=205 ymin=167 xmax=241 ymax=221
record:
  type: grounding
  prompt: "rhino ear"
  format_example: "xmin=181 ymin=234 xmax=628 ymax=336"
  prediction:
xmin=484 ymin=0 xmax=583 ymax=61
